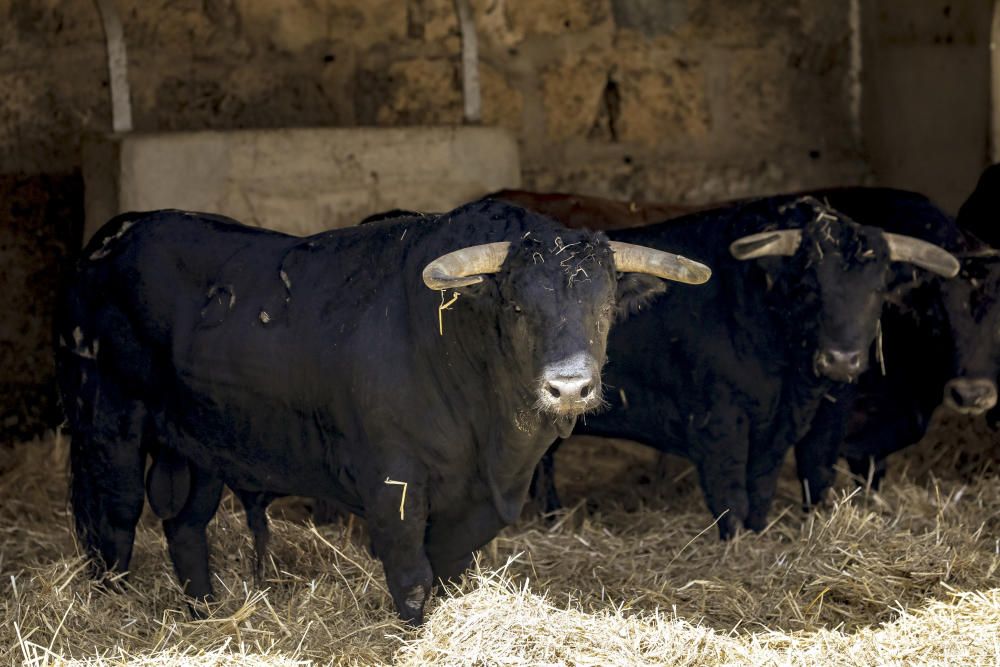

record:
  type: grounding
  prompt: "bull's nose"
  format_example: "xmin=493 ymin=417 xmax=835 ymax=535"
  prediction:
xmin=814 ymin=348 xmax=864 ymax=380
xmin=538 ymin=353 xmax=602 ymax=415
xmin=543 ymin=376 xmax=594 ymax=402
xmin=944 ymin=378 xmax=998 ymax=414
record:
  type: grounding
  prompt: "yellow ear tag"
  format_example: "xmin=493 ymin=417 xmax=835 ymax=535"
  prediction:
xmin=438 ymin=290 xmax=460 ymax=336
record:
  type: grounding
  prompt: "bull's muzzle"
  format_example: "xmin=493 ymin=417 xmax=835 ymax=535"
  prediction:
xmin=537 ymin=353 xmax=602 ymax=416
xmin=943 ymin=378 xmax=998 ymax=415
xmin=814 ymin=347 xmax=865 ymax=382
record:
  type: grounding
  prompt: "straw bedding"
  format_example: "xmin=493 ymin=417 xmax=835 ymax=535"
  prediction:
xmin=1 ymin=418 xmax=998 ymax=666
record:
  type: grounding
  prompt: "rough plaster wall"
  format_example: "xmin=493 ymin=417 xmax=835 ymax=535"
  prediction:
xmin=0 ymin=0 xmax=866 ymax=439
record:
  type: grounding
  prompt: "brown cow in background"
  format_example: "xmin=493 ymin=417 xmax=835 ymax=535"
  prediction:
xmin=491 ymin=189 xmax=703 ymax=230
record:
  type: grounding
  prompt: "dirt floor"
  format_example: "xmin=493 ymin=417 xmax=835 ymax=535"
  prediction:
xmin=1 ymin=411 xmax=998 ymax=665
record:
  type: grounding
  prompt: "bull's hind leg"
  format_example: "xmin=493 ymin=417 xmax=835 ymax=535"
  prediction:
xmin=162 ymin=464 xmax=223 ymax=602
xmin=69 ymin=377 xmax=147 ymax=584
xmin=425 ymin=501 xmax=506 ymax=586
xmin=689 ymin=406 xmax=750 ymax=540
xmin=234 ymin=490 xmax=277 ymax=585
xmin=695 ymin=453 xmax=749 ymax=540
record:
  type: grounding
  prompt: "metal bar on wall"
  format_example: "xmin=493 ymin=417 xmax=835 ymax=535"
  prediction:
xmin=992 ymin=0 xmax=1000 ymax=162
xmin=848 ymin=0 xmax=862 ymax=144
xmin=94 ymin=0 xmax=133 ymax=133
xmin=454 ymin=0 xmax=481 ymax=124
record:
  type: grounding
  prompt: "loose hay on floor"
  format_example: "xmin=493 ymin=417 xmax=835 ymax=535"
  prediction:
xmin=1 ymin=431 xmax=999 ymax=666
xmin=399 ymin=571 xmax=1000 ymax=666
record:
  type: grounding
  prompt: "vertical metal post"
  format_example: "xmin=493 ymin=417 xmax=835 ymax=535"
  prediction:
xmin=848 ymin=0 xmax=863 ymax=145
xmin=991 ymin=0 xmax=1000 ymax=162
xmin=453 ymin=0 xmax=481 ymax=124
xmin=94 ymin=0 xmax=133 ymax=133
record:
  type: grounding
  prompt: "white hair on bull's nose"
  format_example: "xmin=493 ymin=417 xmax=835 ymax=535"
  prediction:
xmin=542 ymin=352 xmax=597 ymax=380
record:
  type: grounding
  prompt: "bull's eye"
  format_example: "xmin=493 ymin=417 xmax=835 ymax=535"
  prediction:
xmin=513 ymin=303 xmax=522 ymax=313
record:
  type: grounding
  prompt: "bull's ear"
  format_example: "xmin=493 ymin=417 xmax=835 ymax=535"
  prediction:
xmin=446 ymin=275 xmax=495 ymax=299
xmin=730 ymin=230 xmax=802 ymax=260
xmin=616 ymin=273 xmax=668 ymax=319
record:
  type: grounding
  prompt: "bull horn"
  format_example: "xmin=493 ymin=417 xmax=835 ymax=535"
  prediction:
xmin=729 ymin=230 xmax=803 ymax=260
xmin=422 ymin=242 xmax=511 ymax=290
xmin=883 ymin=233 xmax=960 ymax=278
xmin=609 ymin=241 xmax=712 ymax=284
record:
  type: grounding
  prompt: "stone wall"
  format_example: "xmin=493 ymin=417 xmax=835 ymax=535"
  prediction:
xmin=0 ymin=0 xmax=869 ymax=439
xmin=1 ymin=0 xmax=866 ymax=194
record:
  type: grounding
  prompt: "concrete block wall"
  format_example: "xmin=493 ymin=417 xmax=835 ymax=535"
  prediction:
xmin=83 ymin=127 xmax=521 ymax=239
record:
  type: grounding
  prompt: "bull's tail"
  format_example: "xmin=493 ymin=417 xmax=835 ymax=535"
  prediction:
xmin=69 ymin=426 xmax=104 ymax=561
xmin=65 ymin=380 xmax=148 ymax=572
xmin=56 ymin=265 xmax=146 ymax=571
xmin=56 ymin=277 xmax=104 ymax=561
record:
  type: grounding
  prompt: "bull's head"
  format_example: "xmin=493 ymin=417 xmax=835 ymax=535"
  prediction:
xmin=940 ymin=255 xmax=1000 ymax=415
xmin=421 ymin=228 xmax=710 ymax=420
xmin=729 ymin=199 xmax=959 ymax=383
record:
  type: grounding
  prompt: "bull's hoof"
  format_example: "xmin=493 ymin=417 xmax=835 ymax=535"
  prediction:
xmin=744 ymin=512 xmax=767 ymax=533
xmin=398 ymin=585 xmax=427 ymax=626
xmin=186 ymin=594 xmax=216 ymax=620
xmin=716 ymin=513 xmax=744 ymax=541
xmin=93 ymin=572 xmax=128 ymax=595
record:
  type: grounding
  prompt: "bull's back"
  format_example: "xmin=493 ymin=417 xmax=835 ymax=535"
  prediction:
xmin=59 ymin=212 xmax=297 ymax=396
xmin=581 ymin=199 xmax=819 ymax=442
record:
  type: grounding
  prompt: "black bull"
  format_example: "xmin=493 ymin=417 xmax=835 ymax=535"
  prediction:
xmin=790 ymin=186 xmax=1000 ymax=499
xmin=56 ymin=200 xmax=710 ymax=623
xmin=525 ymin=195 xmax=959 ymax=538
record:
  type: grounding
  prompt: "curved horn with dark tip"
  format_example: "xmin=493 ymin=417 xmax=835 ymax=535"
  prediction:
xmin=609 ymin=241 xmax=712 ymax=284
xmin=422 ymin=242 xmax=511 ymax=290
xmin=729 ymin=230 xmax=803 ymax=260
xmin=883 ymin=233 xmax=961 ymax=278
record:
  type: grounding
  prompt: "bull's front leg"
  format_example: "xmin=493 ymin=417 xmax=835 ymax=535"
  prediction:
xmin=793 ymin=393 xmax=853 ymax=510
xmin=363 ymin=470 xmax=433 ymax=625
xmin=755 ymin=388 xmax=856 ymax=529
xmin=744 ymin=443 xmax=788 ymax=532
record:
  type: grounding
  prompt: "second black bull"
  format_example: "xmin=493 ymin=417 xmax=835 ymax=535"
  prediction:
xmin=790 ymin=183 xmax=1000 ymax=501
xmin=529 ymin=195 xmax=959 ymax=538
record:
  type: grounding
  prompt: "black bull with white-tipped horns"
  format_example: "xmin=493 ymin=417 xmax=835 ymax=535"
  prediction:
xmin=789 ymin=183 xmax=1000 ymax=501
xmin=527 ymin=195 xmax=959 ymax=539
xmin=56 ymin=199 xmax=711 ymax=624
